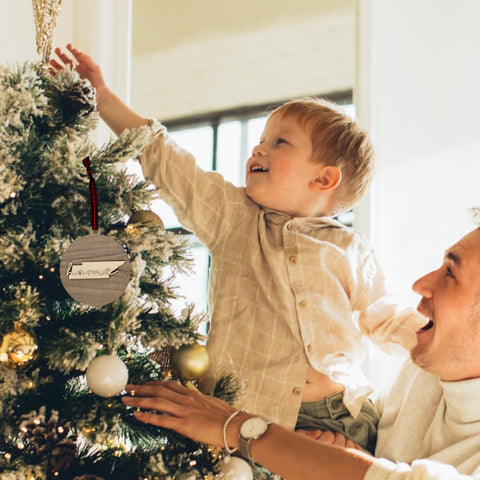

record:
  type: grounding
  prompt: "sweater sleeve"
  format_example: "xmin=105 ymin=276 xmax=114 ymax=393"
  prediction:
xmin=365 ymin=458 xmax=479 ymax=480
xmin=139 ymin=119 xmax=251 ymax=251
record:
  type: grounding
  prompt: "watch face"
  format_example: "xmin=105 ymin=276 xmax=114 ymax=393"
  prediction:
xmin=240 ymin=417 xmax=269 ymax=439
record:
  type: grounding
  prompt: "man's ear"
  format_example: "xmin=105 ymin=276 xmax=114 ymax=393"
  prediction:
xmin=310 ymin=165 xmax=342 ymax=192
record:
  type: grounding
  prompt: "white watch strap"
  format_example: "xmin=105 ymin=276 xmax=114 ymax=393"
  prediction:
xmin=238 ymin=433 xmax=251 ymax=461
xmin=238 ymin=418 xmax=272 ymax=463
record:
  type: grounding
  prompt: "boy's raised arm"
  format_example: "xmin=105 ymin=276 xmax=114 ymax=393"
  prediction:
xmin=50 ymin=44 xmax=149 ymax=136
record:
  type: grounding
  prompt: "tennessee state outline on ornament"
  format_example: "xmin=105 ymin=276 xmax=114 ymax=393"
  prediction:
xmin=66 ymin=261 xmax=126 ymax=279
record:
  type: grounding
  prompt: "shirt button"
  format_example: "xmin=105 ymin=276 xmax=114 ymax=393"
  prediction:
xmin=286 ymin=223 xmax=293 ymax=231
xmin=299 ymin=300 xmax=307 ymax=308
xmin=292 ymin=387 xmax=302 ymax=396
xmin=307 ymin=344 xmax=313 ymax=353
xmin=289 ymin=256 xmax=297 ymax=265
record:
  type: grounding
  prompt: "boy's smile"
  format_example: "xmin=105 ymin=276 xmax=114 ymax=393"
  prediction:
xmin=249 ymin=161 xmax=268 ymax=173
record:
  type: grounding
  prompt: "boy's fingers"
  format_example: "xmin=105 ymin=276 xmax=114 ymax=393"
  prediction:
xmin=52 ymin=47 xmax=74 ymax=66
xmin=67 ymin=44 xmax=82 ymax=60
xmin=49 ymin=59 xmax=62 ymax=70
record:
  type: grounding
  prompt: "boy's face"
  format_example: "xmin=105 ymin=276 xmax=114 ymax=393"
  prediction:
xmin=245 ymin=113 xmax=322 ymax=216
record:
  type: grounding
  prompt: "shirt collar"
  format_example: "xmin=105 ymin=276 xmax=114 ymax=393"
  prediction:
xmin=261 ymin=207 xmax=347 ymax=230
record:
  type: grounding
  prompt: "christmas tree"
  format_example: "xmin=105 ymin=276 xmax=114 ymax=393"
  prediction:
xmin=0 ymin=38 xmax=252 ymax=480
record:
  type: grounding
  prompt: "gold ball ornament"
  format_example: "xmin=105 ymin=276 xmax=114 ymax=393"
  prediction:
xmin=0 ymin=325 xmax=39 ymax=370
xmin=170 ymin=343 xmax=210 ymax=380
xmin=126 ymin=210 xmax=164 ymax=234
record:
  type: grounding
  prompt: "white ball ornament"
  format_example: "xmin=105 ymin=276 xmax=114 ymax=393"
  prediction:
xmin=217 ymin=457 xmax=253 ymax=480
xmin=86 ymin=355 xmax=129 ymax=397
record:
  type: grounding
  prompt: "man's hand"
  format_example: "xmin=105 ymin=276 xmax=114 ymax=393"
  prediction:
xmin=122 ymin=380 xmax=238 ymax=448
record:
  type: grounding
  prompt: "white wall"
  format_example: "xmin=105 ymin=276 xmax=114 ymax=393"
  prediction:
xmin=357 ymin=0 xmax=480 ymax=386
xmin=357 ymin=0 xmax=480 ymax=303
xmin=130 ymin=1 xmax=355 ymax=119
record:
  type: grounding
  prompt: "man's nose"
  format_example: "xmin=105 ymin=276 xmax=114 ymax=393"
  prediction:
xmin=412 ymin=269 xmax=437 ymax=298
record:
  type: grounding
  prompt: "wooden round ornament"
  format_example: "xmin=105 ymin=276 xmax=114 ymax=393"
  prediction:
xmin=60 ymin=234 xmax=131 ymax=307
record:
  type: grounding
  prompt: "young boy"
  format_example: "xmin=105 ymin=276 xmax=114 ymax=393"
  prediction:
xmin=51 ymin=45 xmax=426 ymax=453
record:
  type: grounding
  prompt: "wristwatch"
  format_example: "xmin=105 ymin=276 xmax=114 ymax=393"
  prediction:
xmin=238 ymin=417 xmax=272 ymax=463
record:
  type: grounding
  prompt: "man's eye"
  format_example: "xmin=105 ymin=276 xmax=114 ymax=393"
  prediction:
xmin=446 ymin=266 xmax=455 ymax=278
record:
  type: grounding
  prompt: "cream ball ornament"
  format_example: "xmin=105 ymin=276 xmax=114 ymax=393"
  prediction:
xmin=217 ymin=457 xmax=253 ymax=480
xmin=86 ymin=355 xmax=129 ymax=397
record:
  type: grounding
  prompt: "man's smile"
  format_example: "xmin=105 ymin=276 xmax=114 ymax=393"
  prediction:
xmin=419 ymin=319 xmax=434 ymax=331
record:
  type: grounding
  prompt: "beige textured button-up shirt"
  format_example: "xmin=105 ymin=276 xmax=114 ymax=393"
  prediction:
xmin=140 ymin=123 xmax=425 ymax=429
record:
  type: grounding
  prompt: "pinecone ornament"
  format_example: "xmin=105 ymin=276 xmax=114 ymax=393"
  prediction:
xmin=18 ymin=407 xmax=77 ymax=474
xmin=61 ymin=78 xmax=97 ymax=121
xmin=48 ymin=437 xmax=78 ymax=475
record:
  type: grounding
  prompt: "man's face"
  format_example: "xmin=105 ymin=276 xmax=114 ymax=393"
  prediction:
xmin=411 ymin=228 xmax=480 ymax=380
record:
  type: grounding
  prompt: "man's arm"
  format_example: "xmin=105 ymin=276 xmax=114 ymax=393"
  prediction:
xmin=50 ymin=44 xmax=148 ymax=136
xmin=122 ymin=381 xmax=373 ymax=480
xmin=122 ymin=381 xmax=479 ymax=480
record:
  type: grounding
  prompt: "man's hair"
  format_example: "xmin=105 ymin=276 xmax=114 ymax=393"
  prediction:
xmin=271 ymin=97 xmax=375 ymax=215
xmin=473 ymin=207 xmax=480 ymax=226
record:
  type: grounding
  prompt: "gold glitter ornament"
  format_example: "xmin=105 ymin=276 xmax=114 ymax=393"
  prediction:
xmin=31 ymin=0 xmax=63 ymax=64
xmin=170 ymin=342 xmax=210 ymax=380
xmin=0 ymin=324 xmax=39 ymax=370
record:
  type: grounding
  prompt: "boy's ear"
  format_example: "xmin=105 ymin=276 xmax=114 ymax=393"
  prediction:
xmin=310 ymin=165 xmax=342 ymax=192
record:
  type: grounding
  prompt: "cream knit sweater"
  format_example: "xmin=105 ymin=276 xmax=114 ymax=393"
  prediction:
xmin=365 ymin=360 xmax=480 ymax=480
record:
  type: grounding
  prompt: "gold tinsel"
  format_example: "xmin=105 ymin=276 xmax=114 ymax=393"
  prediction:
xmin=31 ymin=0 xmax=63 ymax=64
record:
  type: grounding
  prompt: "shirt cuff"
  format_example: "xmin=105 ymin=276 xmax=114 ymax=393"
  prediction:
xmin=364 ymin=458 xmax=471 ymax=480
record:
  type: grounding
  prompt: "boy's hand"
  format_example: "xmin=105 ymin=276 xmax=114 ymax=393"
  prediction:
xmin=50 ymin=44 xmax=148 ymax=134
xmin=50 ymin=44 xmax=108 ymax=102
xmin=295 ymin=429 xmax=365 ymax=451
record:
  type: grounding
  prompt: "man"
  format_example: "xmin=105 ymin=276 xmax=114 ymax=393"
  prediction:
xmin=123 ymin=225 xmax=480 ymax=480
